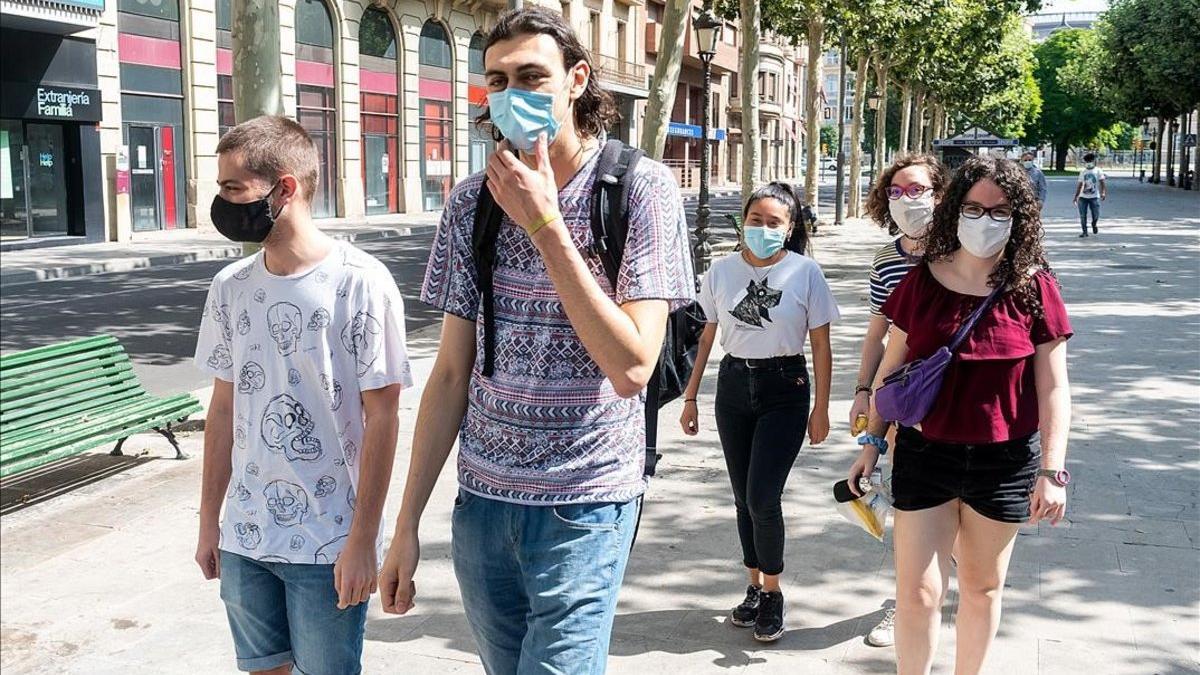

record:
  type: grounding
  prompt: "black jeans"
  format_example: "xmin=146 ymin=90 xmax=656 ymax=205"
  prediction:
xmin=714 ymin=354 xmax=811 ymax=576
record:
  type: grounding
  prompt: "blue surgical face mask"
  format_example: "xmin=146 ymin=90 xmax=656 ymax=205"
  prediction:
xmin=743 ymin=226 xmax=787 ymax=259
xmin=487 ymin=85 xmax=565 ymax=153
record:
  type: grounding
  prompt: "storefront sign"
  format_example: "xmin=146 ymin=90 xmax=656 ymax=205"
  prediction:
xmin=115 ymin=145 xmax=131 ymax=194
xmin=1 ymin=83 xmax=103 ymax=122
xmin=668 ymin=122 xmax=727 ymax=141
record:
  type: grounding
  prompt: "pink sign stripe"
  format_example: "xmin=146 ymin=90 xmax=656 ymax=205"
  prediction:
xmin=217 ymin=48 xmax=232 ymax=76
xmin=118 ymin=33 xmax=181 ymax=69
xmin=296 ymin=59 xmax=335 ymax=87
xmin=419 ymin=78 xmax=452 ymax=101
xmin=360 ymin=68 xmax=397 ymax=95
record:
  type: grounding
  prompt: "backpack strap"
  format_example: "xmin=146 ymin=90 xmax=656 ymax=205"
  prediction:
xmin=589 ymin=138 xmax=644 ymax=288
xmin=471 ymin=180 xmax=504 ymax=377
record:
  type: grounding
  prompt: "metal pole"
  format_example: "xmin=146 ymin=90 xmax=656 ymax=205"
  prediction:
xmin=695 ymin=53 xmax=714 ymax=279
xmin=509 ymin=0 xmax=522 ymax=9
xmin=833 ymin=34 xmax=848 ymax=225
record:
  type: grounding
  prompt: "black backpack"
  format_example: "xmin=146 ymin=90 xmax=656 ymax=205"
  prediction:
xmin=471 ymin=138 xmax=705 ymax=478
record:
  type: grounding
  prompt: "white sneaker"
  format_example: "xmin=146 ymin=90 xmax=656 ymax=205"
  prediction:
xmin=867 ymin=608 xmax=896 ymax=647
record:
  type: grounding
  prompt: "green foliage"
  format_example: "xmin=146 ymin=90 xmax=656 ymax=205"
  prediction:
xmin=1091 ymin=122 xmax=1137 ymax=151
xmin=1093 ymin=0 xmax=1200 ymax=121
xmin=1023 ymin=29 xmax=1117 ymax=148
xmin=819 ymin=124 xmax=838 ymax=154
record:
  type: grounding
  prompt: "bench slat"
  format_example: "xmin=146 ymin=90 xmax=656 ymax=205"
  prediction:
xmin=0 ymin=336 xmax=119 ymax=370
xmin=0 ymin=399 xmax=202 ymax=478
xmin=1 ymin=389 xmax=151 ymax=441
xmin=1 ymin=344 xmax=127 ymax=379
xmin=0 ymin=395 xmax=199 ymax=462
xmin=0 ymin=361 xmax=136 ymax=405
xmin=0 ymin=370 xmax=140 ymax=418
xmin=0 ymin=380 xmax=144 ymax=430
xmin=1 ymin=354 xmax=133 ymax=394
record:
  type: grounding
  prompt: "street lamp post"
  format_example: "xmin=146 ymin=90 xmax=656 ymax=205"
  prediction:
xmin=693 ymin=8 xmax=722 ymax=279
xmin=866 ymin=92 xmax=882 ymax=193
xmin=833 ymin=34 xmax=848 ymax=226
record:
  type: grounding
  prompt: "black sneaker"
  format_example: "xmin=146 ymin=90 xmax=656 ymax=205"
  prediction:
xmin=1079 ymin=233 xmax=1089 ymax=238
xmin=1092 ymin=226 xmax=1099 ymax=234
xmin=754 ymin=590 xmax=785 ymax=642
xmin=730 ymin=585 xmax=761 ymax=627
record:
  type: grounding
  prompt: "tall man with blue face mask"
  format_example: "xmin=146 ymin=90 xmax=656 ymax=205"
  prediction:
xmin=377 ymin=7 xmax=693 ymax=674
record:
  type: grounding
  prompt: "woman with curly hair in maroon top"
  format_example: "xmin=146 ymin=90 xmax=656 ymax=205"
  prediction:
xmin=847 ymin=156 xmax=1073 ymax=675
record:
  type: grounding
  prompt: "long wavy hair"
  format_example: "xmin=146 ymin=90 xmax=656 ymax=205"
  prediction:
xmin=864 ymin=153 xmax=949 ymax=235
xmin=924 ymin=156 xmax=1052 ymax=316
xmin=742 ymin=182 xmax=810 ymax=255
xmin=477 ymin=7 xmax=621 ymax=139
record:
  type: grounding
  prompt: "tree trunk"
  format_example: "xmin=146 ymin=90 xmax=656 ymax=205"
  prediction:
xmin=1055 ymin=142 xmax=1068 ymax=172
xmin=1166 ymin=117 xmax=1177 ymax=186
xmin=928 ymin=101 xmax=943 ymax=153
xmin=1152 ymin=118 xmax=1164 ymax=183
xmin=872 ymin=59 xmax=890 ymax=178
xmin=1178 ymin=112 xmax=1191 ymax=189
xmin=847 ymin=52 xmax=869 ymax=218
xmin=897 ymin=81 xmax=912 ymax=154
xmin=803 ymin=15 xmax=824 ymax=214
xmin=231 ymin=0 xmax=283 ymax=121
xmin=639 ymin=0 xmax=689 ymax=160
xmin=739 ymin=0 xmax=762 ymax=205
xmin=1194 ymin=107 xmax=1199 ymax=191
xmin=912 ymin=87 xmax=926 ymax=153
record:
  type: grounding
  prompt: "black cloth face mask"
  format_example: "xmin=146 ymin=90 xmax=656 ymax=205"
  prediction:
xmin=210 ymin=182 xmax=281 ymax=243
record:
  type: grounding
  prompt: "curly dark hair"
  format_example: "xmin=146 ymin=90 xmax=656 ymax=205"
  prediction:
xmin=477 ymin=7 xmax=621 ymax=140
xmin=743 ymin=182 xmax=811 ymax=255
xmin=924 ymin=156 xmax=1052 ymax=316
xmin=864 ymin=153 xmax=949 ymax=235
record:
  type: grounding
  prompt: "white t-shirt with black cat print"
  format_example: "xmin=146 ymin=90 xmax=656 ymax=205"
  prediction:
xmin=697 ymin=250 xmax=841 ymax=359
xmin=194 ymin=241 xmax=412 ymax=565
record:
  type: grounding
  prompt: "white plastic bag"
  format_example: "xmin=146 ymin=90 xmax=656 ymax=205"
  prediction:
xmin=832 ymin=467 xmax=893 ymax=541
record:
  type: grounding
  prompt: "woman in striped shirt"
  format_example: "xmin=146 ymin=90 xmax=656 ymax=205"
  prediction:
xmin=850 ymin=153 xmax=948 ymax=648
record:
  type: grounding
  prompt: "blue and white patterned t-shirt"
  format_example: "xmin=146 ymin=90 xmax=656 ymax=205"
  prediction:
xmin=421 ymin=150 xmax=694 ymax=505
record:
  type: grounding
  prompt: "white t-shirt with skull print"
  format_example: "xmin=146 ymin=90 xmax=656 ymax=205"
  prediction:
xmin=194 ymin=241 xmax=413 ymax=565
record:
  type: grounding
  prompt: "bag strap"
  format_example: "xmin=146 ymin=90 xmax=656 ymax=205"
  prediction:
xmin=589 ymin=138 xmax=643 ymax=288
xmin=948 ymin=283 xmax=1006 ymax=353
xmin=471 ymin=180 xmax=504 ymax=377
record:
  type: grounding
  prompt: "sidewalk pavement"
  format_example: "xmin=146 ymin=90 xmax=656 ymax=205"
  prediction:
xmin=1 ymin=177 xmax=1197 ymax=674
xmin=0 ymin=186 xmax=742 ymax=287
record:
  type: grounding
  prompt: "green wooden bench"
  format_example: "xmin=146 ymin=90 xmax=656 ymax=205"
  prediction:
xmin=0 ymin=336 xmax=203 ymax=478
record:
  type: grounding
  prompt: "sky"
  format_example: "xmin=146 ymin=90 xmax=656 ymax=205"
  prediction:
xmin=1035 ymin=0 xmax=1110 ymax=13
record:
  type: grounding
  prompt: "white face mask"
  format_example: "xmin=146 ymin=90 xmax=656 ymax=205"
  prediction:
xmin=957 ymin=213 xmax=1011 ymax=258
xmin=888 ymin=193 xmax=935 ymax=238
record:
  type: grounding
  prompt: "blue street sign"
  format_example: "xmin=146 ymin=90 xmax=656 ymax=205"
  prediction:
xmin=667 ymin=122 xmax=727 ymax=141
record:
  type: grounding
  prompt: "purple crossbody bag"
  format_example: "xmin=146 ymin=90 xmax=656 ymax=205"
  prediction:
xmin=874 ymin=284 xmax=1005 ymax=427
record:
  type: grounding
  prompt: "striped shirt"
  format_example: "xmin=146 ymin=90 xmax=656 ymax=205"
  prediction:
xmin=421 ymin=150 xmax=695 ymax=505
xmin=868 ymin=238 xmax=920 ymax=316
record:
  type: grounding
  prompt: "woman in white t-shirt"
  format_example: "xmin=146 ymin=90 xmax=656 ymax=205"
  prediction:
xmin=679 ymin=182 xmax=840 ymax=643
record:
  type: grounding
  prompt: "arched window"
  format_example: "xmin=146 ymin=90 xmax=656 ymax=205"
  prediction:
xmin=418 ymin=20 xmax=453 ymax=210
xmin=295 ymin=0 xmax=338 ymax=218
xmin=359 ymin=8 xmax=401 ymax=214
xmin=467 ymin=32 xmax=492 ymax=174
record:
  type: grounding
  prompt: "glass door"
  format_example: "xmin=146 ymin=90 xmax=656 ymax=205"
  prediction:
xmin=0 ymin=119 xmax=29 ymax=239
xmin=25 ymin=123 xmax=68 ymax=237
xmin=129 ymin=125 xmax=160 ymax=232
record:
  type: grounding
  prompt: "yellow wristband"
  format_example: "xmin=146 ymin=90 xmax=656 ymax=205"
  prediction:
xmin=524 ymin=211 xmax=560 ymax=235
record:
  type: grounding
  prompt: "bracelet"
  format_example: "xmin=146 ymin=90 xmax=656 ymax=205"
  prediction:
xmin=524 ymin=211 xmax=561 ymax=235
xmin=857 ymin=433 xmax=890 ymax=455
xmin=684 ymin=398 xmax=697 ymax=403
xmin=854 ymin=385 xmax=872 ymax=396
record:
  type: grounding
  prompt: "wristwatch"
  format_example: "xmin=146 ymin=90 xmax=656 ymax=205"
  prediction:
xmin=1037 ymin=468 xmax=1071 ymax=487
xmin=854 ymin=385 xmax=872 ymax=396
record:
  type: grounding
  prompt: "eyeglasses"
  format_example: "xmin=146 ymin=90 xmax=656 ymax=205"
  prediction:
xmin=886 ymin=184 xmax=931 ymax=200
xmin=961 ymin=203 xmax=1013 ymax=222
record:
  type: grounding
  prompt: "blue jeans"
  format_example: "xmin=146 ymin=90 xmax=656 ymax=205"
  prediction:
xmin=1078 ymin=197 xmax=1100 ymax=232
xmin=219 ymin=550 xmax=367 ymax=674
xmin=451 ymin=490 xmax=639 ymax=675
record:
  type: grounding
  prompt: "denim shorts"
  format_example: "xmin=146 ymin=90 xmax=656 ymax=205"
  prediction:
xmin=219 ymin=550 xmax=367 ymax=674
xmin=890 ymin=426 xmax=1041 ymax=524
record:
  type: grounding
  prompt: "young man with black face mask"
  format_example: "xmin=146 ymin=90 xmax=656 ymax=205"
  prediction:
xmin=194 ymin=115 xmax=412 ymax=675
xmin=377 ymin=7 xmax=693 ymax=674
